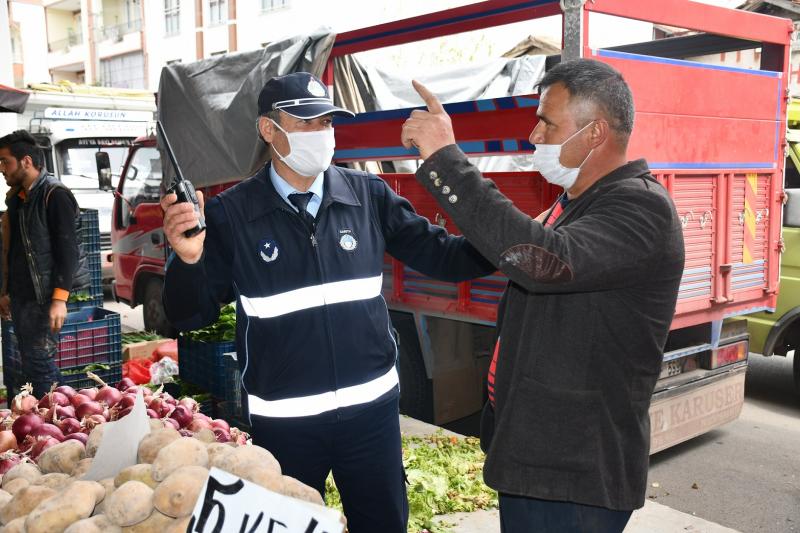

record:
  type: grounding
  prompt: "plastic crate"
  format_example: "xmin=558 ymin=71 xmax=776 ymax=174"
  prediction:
xmin=3 ymin=307 xmax=121 ymax=371
xmin=78 ymin=209 xmax=100 ymax=255
xmin=178 ymin=337 xmax=239 ymax=402
xmin=4 ymin=361 xmax=122 ymax=398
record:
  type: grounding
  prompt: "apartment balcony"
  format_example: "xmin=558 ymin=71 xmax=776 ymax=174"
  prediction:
xmin=95 ymin=18 xmax=143 ymax=59
xmin=47 ymin=33 xmax=87 ymax=71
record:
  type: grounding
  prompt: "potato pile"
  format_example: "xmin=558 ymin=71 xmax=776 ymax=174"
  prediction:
xmin=0 ymin=420 xmax=324 ymax=532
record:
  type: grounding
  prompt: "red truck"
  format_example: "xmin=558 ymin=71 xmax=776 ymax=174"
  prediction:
xmin=109 ymin=0 xmax=790 ymax=452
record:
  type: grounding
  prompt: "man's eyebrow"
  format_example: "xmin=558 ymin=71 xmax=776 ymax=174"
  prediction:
xmin=536 ymin=113 xmax=552 ymax=125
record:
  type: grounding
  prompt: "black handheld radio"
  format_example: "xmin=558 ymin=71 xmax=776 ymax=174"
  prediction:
xmin=158 ymin=120 xmax=206 ymax=238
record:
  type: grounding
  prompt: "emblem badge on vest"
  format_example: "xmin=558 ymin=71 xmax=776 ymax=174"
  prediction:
xmin=339 ymin=229 xmax=358 ymax=252
xmin=259 ymin=239 xmax=279 ymax=263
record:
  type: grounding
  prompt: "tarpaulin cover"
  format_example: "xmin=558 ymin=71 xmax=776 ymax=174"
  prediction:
xmin=157 ymin=29 xmax=335 ymax=189
xmin=0 ymin=84 xmax=29 ymax=114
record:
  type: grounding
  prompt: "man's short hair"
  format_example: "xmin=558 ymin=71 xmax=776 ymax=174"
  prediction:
xmin=0 ymin=130 xmax=44 ymax=169
xmin=538 ymin=59 xmax=634 ymax=144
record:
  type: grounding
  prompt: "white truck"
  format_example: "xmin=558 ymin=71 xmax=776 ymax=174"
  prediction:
xmin=2 ymin=84 xmax=156 ymax=284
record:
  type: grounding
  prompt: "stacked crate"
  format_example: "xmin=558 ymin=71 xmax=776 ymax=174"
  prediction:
xmin=2 ymin=209 xmax=122 ymax=398
xmin=178 ymin=337 xmax=243 ymax=422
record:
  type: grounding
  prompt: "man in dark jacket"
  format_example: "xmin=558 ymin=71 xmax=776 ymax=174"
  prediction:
xmin=401 ymin=59 xmax=685 ymax=532
xmin=161 ymin=72 xmax=495 ymax=532
xmin=0 ymin=130 xmax=91 ymax=397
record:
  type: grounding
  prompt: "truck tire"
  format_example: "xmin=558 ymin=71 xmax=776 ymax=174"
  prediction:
xmin=393 ymin=316 xmax=434 ymax=423
xmin=794 ymin=351 xmax=800 ymax=395
xmin=143 ymin=278 xmax=176 ymax=338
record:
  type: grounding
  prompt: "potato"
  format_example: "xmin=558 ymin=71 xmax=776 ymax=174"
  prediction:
xmin=194 ymin=428 xmax=216 ymax=444
xmin=115 ymin=464 xmax=158 ymax=489
xmin=214 ymin=445 xmax=280 ymax=477
xmin=92 ymin=478 xmax=116 ymax=516
xmin=153 ymin=465 xmax=208 ymax=518
xmin=86 ymin=425 xmax=105 ymax=458
xmin=0 ymin=488 xmax=12 ymax=509
xmin=105 ymin=480 xmax=154 ymax=527
xmin=72 ymin=458 xmax=94 ymax=478
xmin=137 ymin=428 xmax=180 ymax=464
xmin=3 ymin=516 xmax=26 ymax=533
xmin=281 ymin=475 xmax=324 ymax=505
xmin=0 ymin=484 xmax=57 ymax=525
xmin=33 ymin=472 xmax=73 ymax=490
xmin=37 ymin=440 xmax=87 ymax=475
xmin=24 ymin=480 xmax=99 ymax=533
xmin=2 ymin=478 xmax=30 ymax=495
xmin=122 ymin=510 xmax=178 ymax=532
xmin=225 ymin=462 xmax=282 ymax=492
xmin=206 ymin=442 xmax=235 ymax=468
xmin=151 ymin=438 xmax=208 ymax=482
xmin=166 ymin=515 xmax=191 ymax=533
xmin=2 ymin=463 xmax=42 ymax=487
xmin=65 ymin=514 xmax=122 ymax=533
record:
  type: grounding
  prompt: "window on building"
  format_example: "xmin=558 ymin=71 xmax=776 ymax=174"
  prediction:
xmin=165 ymin=0 xmax=180 ymax=35
xmin=100 ymin=52 xmax=145 ymax=89
xmin=208 ymin=0 xmax=226 ymax=25
xmin=261 ymin=0 xmax=289 ymax=12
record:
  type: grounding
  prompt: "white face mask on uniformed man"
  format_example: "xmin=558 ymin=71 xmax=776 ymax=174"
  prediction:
xmin=531 ymin=120 xmax=595 ymax=189
xmin=270 ymin=119 xmax=336 ymax=178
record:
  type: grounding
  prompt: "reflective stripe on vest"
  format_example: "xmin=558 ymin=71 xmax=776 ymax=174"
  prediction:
xmin=240 ymin=275 xmax=383 ymax=319
xmin=248 ymin=366 xmax=399 ymax=418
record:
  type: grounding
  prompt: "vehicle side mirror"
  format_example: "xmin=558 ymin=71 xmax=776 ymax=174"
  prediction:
xmin=96 ymin=151 xmax=113 ymax=191
xmin=784 ymin=189 xmax=800 ymax=228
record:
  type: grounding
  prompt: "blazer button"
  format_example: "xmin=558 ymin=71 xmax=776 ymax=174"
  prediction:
xmin=441 ymin=186 xmax=451 ymax=194
xmin=434 ymin=178 xmax=442 ymax=187
xmin=429 ymin=171 xmax=438 ymax=180
xmin=448 ymin=194 xmax=458 ymax=204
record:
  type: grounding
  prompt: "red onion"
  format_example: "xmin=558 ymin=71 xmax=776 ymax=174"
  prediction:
xmin=162 ymin=417 xmax=180 ymax=430
xmin=30 ymin=423 xmax=65 ymax=442
xmin=169 ymin=405 xmax=193 ymax=428
xmin=82 ymin=414 xmax=106 ymax=430
xmin=75 ymin=401 xmax=104 ymax=420
xmin=117 ymin=377 xmax=137 ymax=391
xmin=118 ymin=394 xmax=137 ymax=410
xmin=210 ymin=419 xmax=230 ymax=433
xmin=116 ymin=407 xmax=133 ymax=419
xmin=179 ymin=397 xmax=199 ymax=414
xmin=0 ymin=430 xmax=18 ymax=453
xmin=161 ymin=393 xmax=177 ymax=405
xmin=230 ymin=428 xmax=249 ymax=446
xmin=58 ymin=418 xmax=82 ymax=435
xmin=71 ymin=393 xmax=93 ymax=409
xmin=12 ymin=393 xmax=38 ymax=415
xmin=46 ymin=404 xmax=76 ymax=422
xmin=187 ymin=418 xmax=212 ymax=432
xmin=55 ymin=385 xmax=77 ymax=398
xmin=96 ymin=386 xmax=122 ymax=408
xmin=194 ymin=413 xmax=211 ymax=424
xmin=38 ymin=391 xmax=69 ymax=409
xmin=12 ymin=412 xmax=43 ymax=442
xmin=63 ymin=433 xmax=88 ymax=445
xmin=0 ymin=452 xmax=22 ymax=474
xmin=0 ymin=409 xmax=11 ymax=421
xmin=30 ymin=437 xmax=59 ymax=460
xmin=146 ymin=409 xmax=159 ymax=419
xmin=179 ymin=429 xmax=194 ymax=437
xmin=78 ymin=388 xmax=98 ymax=400
xmin=213 ymin=428 xmax=231 ymax=443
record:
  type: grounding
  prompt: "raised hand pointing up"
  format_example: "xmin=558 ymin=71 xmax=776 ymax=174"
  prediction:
xmin=400 ymin=80 xmax=456 ymax=160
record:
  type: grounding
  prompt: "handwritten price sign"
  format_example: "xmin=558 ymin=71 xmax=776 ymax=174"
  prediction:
xmin=188 ymin=468 xmax=344 ymax=533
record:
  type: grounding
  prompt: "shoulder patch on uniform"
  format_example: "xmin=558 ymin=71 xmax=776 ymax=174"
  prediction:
xmin=259 ymin=238 xmax=280 ymax=263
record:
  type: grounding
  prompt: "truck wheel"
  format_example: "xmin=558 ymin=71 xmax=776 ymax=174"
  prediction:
xmin=394 ymin=316 xmax=434 ymax=423
xmin=143 ymin=278 xmax=176 ymax=338
xmin=794 ymin=351 xmax=800 ymax=395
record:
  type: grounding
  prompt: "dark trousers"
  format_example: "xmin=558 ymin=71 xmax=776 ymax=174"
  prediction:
xmin=10 ymin=299 xmax=61 ymax=398
xmin=500 ymin=493 xmax=633 ymax=533
xmin=250 ymin=397 xmax=408 ymax=533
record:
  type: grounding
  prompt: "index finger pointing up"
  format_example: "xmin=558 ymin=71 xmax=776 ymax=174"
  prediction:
xmin=412 ymin=80 xmax=445 ymax=114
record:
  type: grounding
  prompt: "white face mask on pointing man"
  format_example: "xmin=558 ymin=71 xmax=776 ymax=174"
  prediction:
xmin=531 ymin=120 xmax=596 ymax=189
xmin=270 ymin=119 xmax=336 ymax=178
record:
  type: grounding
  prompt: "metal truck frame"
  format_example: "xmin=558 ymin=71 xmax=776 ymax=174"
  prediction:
xmin=111 ymin=0 xmax=791 ymax=452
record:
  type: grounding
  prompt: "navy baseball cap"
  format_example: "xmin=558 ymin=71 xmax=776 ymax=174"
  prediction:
xmin=257 ymin=72 xmax=354 ymax=119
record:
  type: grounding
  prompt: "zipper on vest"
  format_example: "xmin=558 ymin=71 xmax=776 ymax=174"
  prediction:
xmin=19 ymin=209 xmax=45 ymax=304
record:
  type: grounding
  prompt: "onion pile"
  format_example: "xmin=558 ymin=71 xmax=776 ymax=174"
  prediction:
xmin=0 ymin=375 xmax=247 ymax=465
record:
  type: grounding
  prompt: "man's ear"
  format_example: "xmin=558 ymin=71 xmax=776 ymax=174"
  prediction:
xmin=258 ymin=116 xmax=275 ymax=144
xmin=589 ymin=119 xmax=609 ymax=148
